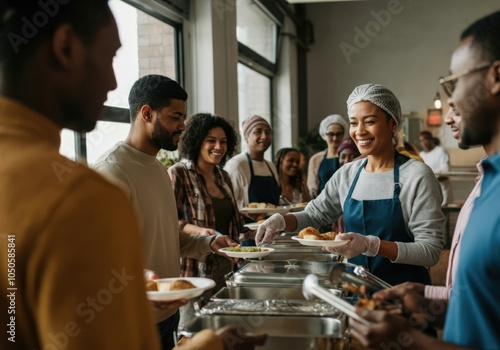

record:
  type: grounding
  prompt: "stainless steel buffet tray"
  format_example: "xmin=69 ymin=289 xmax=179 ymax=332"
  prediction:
xmin=180 ymin=314 xmax=346 ymax=349
xmin=226 ymin=260 xmax=334 ymax=287
xmin=200 ymin=299 xmax=342 ymax=317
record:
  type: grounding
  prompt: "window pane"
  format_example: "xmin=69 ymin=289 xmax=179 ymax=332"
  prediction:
xmin=237 ymin=0 xmax=277 ymax=63
xmin=238 ymin=63 xmax=272 ymax=156
xmin=238 ymin=63 xmax=271 ymax=121
xmin=106 ymin=0 xmax=178 ymax=109
xmin=59 ymin=129 xmax=76 ymax=161
xmin=86 ymin=121 xmax=131 ymax=166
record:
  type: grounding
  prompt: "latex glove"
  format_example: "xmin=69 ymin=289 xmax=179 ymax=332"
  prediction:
xmin=255 ymin=213 xmax=286 ymax=245
xmin=324 ymin=232 xmax=380 ymax=258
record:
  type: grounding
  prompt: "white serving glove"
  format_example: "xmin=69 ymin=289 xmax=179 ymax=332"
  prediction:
xmin=325 ymin=232 xmax=380 ymax=258
xmin=255 ymin=213 xmax=286 ymax=245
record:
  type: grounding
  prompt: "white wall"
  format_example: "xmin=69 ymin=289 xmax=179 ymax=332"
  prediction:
xmin=305 ymin=0 xmax=498 ymax=165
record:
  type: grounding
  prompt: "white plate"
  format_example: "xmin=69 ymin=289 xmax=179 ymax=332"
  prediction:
xmin=146 ymin=277 xmax=215 ymax=301
xmin=289 ymin=204 xmax=307 ymax=212
xmin=291 ymin=236 xmax=349 ymax=247
xmin=219 ymin=247 xmax=275 ymax=259
xmin=239 ymin=207 xmax=290 ymax=215
xmin=243 ymin=222 xmax=261 ymax=230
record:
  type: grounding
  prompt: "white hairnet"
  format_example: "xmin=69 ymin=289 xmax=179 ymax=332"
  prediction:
xmin=346 ymin=84 xmax=402 ymax=129
xmin=319 ymin=114 xmax=348 ymax=138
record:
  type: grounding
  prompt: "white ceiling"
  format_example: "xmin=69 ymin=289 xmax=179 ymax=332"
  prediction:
xmin=287 ymin=0 xmax=368 ymax=3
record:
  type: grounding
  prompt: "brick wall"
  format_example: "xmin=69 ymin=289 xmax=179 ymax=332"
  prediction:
xmin=137 ymin=12 xmax=177 ymax=80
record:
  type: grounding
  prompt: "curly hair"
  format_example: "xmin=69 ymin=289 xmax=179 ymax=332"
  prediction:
xmin=179 ymin=113 xmax=238 ymax=166
xmin=274 ymin=148 xmax=305 ymax=192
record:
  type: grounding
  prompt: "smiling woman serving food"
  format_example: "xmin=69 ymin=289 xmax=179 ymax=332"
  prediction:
xmin=256 ymin=84 xmax=445 ymax=286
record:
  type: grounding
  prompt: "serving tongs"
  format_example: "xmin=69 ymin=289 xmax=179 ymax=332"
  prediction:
xmin=330 ymin=262 xmax=392 ymax=296
xmin=302 ymin=274 xmax=371 ymax=326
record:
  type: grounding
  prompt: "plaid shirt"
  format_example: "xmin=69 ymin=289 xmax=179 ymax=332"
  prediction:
xmin=168 ymin=159 xmax=241 ymax=279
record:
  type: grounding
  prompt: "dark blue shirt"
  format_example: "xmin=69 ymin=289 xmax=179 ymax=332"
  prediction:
xmin=444 ymin=153 xmax=500 ymax=348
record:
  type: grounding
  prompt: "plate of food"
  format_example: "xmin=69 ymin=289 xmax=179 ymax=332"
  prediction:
xmin=240 ymin=203 xmax=290 ymax=215
xmin=146 ymin=277 xmax=215 ymax=301
xmin=243 ymin=219 xmax=265 ymax=230
xmin=219 ymin=246 xmax=275 ymax=259
xmin=291 ymin=227 xmax=348 ymax=247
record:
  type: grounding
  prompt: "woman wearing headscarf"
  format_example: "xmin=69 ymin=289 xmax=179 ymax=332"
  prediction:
xmin=307 ymin=114 xmax=349 ymax=198
xmin=256 ymin=84 xmax=445 ymax=286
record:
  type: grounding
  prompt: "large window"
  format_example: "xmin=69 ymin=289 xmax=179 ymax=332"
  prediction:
xmin=236 ymin=0 xmax=282 ymax=156
xmin=236 ymin=0 xmax=278 ymax=64
xmin=238 ymin=63 xmax=271 ymax=126
xmin=59 ymin=0 xmax=183 ymax=165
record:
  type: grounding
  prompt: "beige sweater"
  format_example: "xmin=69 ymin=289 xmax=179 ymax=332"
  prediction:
xmin=94 ymin=141 xmax=214 ymax=324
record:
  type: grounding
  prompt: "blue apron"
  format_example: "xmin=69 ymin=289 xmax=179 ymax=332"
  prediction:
xmin=318 ymin=150 xmax=340 ymax=194
xmin=343 ymin=154 xmax=431 ymax=286
xmin=243 ymin=153 xmax=281 ymax=246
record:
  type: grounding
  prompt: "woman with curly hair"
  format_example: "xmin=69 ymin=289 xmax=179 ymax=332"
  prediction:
xmin=274 ymin=148 xmax=311 ymax=204
xmin=167 ymin=113 xmax=241 ymax=328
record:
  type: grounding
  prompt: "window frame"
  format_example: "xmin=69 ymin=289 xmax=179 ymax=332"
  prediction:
xmin=71 ymin=0 xmax=185 ymax=163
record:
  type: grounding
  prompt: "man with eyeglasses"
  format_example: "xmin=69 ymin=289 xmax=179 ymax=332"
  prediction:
xmin=348 ymin=11 xmax=500 ymax=349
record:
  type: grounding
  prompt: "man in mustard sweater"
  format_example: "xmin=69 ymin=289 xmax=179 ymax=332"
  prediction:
xmin=0 ymin=1 xmax=265 ymax=349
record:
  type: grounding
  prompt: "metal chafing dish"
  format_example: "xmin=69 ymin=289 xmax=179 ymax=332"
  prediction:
xmin=180 ymin=314 xmax=345 ymax=350
xmin=208 ymin=286 xmax=343 ymax=317
xmin=226 ymin=259 xmax=335 ymax=288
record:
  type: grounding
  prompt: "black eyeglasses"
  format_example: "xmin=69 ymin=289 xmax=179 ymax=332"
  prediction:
xmin=439 ymin=62 xmax=492 ymax=97
xmin=325 ymin=132 xmax=344 ymax=138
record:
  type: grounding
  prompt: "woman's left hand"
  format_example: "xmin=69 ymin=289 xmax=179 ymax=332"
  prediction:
xmin=325 ymin=232 xmax=380 ymax=258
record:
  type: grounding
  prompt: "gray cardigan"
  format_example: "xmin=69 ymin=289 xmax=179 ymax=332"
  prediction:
xmin=294 ymin=156 xmax=445 ymax=267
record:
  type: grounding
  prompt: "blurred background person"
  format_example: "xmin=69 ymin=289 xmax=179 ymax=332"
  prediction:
xmin=224 ymin=115 xmax=280 ymax=245
xmin=168 ymin=113 xmax=241 ymax=329
xmin=333 ymin=139 xmax=361 ymax=232
xmin=337 ymin=138 xmax=361 ymax=167
xmin=224 ymin=115 xmax=280 ymax=208
xmin=419 ymin=130 xmax=454 ymax=205
xmin=275 ymin=147 xmax=311 ymax=205
xmin=307 ymin=114 xmax=348 ymax=198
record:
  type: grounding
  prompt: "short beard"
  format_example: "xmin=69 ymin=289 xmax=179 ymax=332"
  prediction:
xmin=151 ymin=118 xmax=178 ymax=151
xmin=458 ymin=140 xmax=470 ymax=150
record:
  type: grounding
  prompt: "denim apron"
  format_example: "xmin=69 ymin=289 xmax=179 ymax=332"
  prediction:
xmin=344 ymin=154 xmax=431 ymax=286
xmin=245 ymin=153 xmax=280 ymax=205
xmin=318 ymin=150 xmax=340 ymax=194
xmin=243 ymin=153 xmax=280 ymax=246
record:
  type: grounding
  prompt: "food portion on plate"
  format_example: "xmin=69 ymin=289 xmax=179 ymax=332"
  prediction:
xmin=298 ymin=227 xmax=339 ymax=240
xmin=146 ymin=277 xmax=216 ymax=301
xmin=247 ymin=202 xmax=276 ymax=209
xmin=146 ymin=279 xmax=196 ymax=292
xmin=219 ymin=246 xmax=274 ymax=259
xmin=291 ymin=227 xmax=348 ymax=247
xmin=239 ymin=203 xmax=290 ymax=215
